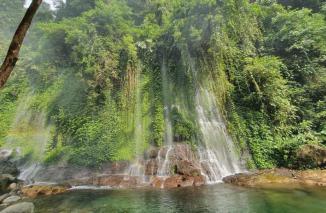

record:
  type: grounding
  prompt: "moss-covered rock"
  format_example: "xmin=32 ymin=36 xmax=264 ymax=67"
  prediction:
xmin=223 ymin=169 xmax=326 ymax=188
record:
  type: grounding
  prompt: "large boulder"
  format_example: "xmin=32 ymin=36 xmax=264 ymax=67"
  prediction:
xmin=176 ymin=160 xmax=201 ymax=176
xmin=151 ymin=175 xmax=206 ymax=189
xmin=163 ymin=176 xmax=183 ymax=188
xmin=0 ymin=175 xmax=16 ymax=193
xmin=0 ymin=161 xmax=19 ymax=177
xmin=0 ymin=202 xmax=34 ymax=213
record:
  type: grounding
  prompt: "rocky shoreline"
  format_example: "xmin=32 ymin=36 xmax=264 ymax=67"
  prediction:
xmin=0 ymin=169 xmax=325 ymax=212
xmin=223 ymin=169 xmax=326 ymax=188
xmin=1 ymin=143 xmax=326 ymax=212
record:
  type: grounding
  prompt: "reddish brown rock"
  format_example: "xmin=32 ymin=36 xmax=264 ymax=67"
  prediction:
xmin=194 ymin=175 xmax=206 ymax=187
xmin=145 ymin=159 xmax=158 ymax=176
xmin=150 ymin=175 xmax=206 ymax=189
xmin=119 ymin=176 xmax=139 ymax=188
xmin=151 ymin=177 xmax=164 ymax=188
xmin=93 ymin=175 xmax=124 ymax=187
xmin=163 ymin=176 xmax=183 ymax=188
xmin=179 ymin=176 xmax=195 ymax=187
xmin=176 ymin=160 xmax=201 ymax=176
xmin=22 ymin=185 xmax=68 ymax=198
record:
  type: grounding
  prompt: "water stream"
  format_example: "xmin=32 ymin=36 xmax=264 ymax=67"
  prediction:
xmin=157 ymin=56 xmax=174 ymax=177
xmin=195 ymin=88 xmax=242 ymax=183
xmin=128 ymin=69 xmax=146 ymax=178
xmin=188 ymin=56 xmax=243 ymax=183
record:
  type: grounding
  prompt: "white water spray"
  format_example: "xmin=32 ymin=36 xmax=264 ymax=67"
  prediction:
xmin=195 ymin=88 xmax=242 ymax=183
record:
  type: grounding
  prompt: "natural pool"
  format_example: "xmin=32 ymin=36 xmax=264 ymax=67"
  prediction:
xmin=33 ymin=184 xmax=326 ymax=213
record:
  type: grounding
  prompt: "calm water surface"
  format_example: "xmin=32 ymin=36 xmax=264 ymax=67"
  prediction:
xmin=34 ymin=184 xmax=326 ymax=213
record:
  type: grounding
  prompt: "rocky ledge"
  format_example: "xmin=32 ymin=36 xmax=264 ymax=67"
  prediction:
xmin=21 ymin=185 xmax=68 ymax=199
xmin=151 ymin=175 xmax=205 ymax=188
xmin=223 ymin=169 xmax=326 ymax=188
xmin=19 ymin=174 xmax=206 ymax=199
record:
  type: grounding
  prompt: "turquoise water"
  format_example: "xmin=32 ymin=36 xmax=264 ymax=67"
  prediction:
xmin=34 ymin=184 xmax=326 ymax=213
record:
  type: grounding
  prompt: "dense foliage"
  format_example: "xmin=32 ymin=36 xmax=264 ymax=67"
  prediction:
xmin=0 ymin=0 xmax=325 ymax=168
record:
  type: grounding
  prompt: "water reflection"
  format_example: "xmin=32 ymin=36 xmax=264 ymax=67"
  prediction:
xmin=33 ymin=184 xmax=326 ymax=213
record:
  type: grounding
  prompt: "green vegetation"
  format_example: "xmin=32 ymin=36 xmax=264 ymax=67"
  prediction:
xmin=0 ymin=0 xmax=325 ymax=168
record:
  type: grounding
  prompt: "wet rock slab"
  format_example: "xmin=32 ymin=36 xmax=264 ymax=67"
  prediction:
xmin=223 ymin=169 xmax=326 ymax=188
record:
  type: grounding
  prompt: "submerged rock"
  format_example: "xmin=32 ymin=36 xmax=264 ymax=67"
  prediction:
xmin=0 ymin=194 xmax=10 ymax=203
xmin=21 ymin=185 xmax=68 ymax=198
xmin=2 ymin=196 xmax=20 ymax=205
xmin=0 ymin=202 xmax=34 ymax=213
xmin=223 ymin=169 xmax=326 ymax=188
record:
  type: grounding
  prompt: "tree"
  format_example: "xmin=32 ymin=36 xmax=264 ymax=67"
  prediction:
xmin=0 ymin=0 xmax=43 ymax=88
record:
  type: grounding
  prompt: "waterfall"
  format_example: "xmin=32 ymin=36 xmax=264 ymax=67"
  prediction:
xmin=157 ymin=56 xmax=173 ymax=176
xmin=128 ymin=69 xmax=145 ymax=178
xmin=195 ymin=88 xmax=242 ymax=183
xmin=187 ymin=56 xmax=243 ymax=183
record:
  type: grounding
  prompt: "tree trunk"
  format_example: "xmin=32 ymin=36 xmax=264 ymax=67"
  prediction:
xmin=0 ymin=0 xmax=43 ymax=88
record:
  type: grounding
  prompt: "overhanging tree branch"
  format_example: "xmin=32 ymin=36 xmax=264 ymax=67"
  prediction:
xmin=0 ymin=0 xmax=43 ymax=88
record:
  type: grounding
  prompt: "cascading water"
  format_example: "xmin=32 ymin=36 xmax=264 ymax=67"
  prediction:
xmin=157 ymin=56 xmax=174 ymax=176
xmin=195 ymin=88 xmax=242 ymax=183
xmin=128 ymin=69 xmax=145 ymax=178
xmin=188 ymin=56 xmax=243 ymax=183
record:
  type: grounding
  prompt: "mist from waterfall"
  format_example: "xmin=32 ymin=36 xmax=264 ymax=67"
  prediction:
xmin=3 ymin=93 xmax=51 ymax=183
